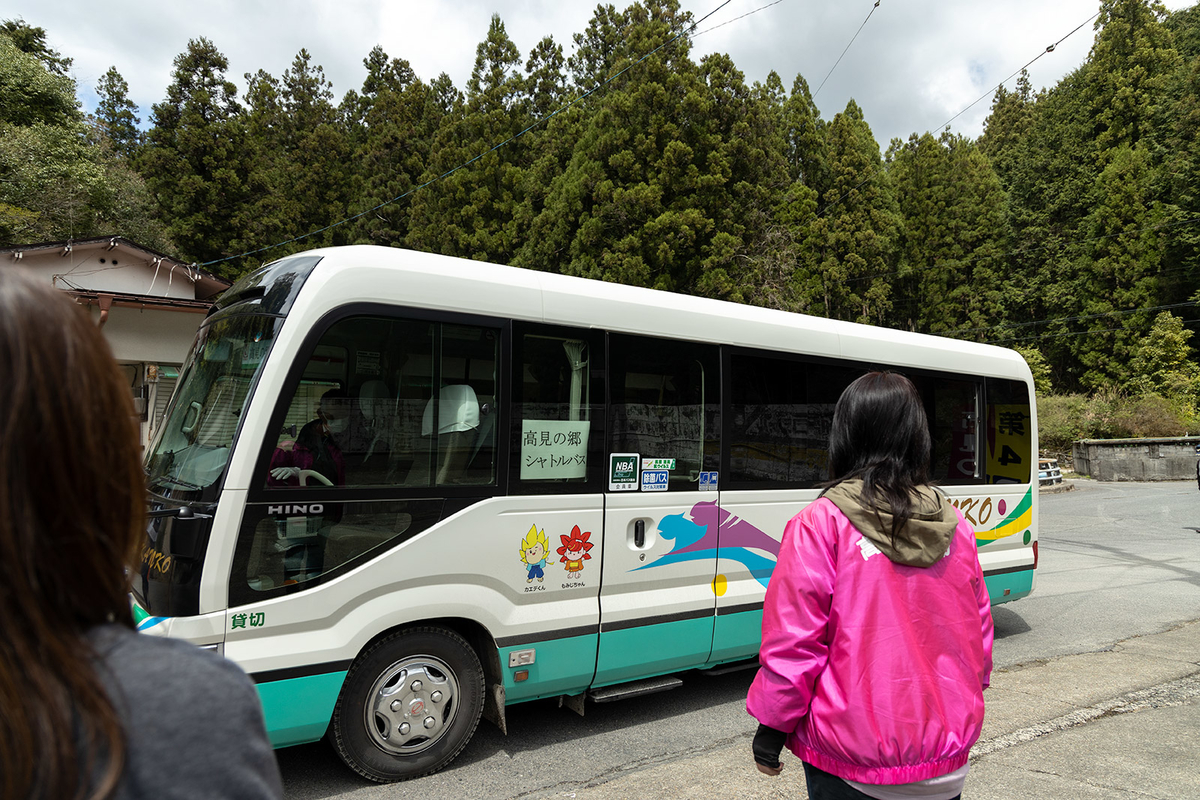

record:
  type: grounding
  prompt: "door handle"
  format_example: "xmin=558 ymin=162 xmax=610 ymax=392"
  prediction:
xmin=634 ymin=519 xmax=645 ymax=548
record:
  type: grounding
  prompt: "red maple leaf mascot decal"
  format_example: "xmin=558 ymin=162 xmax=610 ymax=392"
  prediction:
xmin=557 ymin=525 xmax=594 ymax=577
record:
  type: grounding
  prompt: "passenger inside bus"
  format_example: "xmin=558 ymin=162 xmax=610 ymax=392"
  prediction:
xmin=268 ymin=388 xmax=351 ymax=488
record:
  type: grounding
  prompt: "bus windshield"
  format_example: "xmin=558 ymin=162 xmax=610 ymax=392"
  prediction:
xmin=145 ymin=313 xmax=281 ymax=493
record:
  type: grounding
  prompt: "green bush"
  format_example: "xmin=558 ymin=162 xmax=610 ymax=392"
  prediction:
xmin=1037 ymin=393 xmax=1090 ymax=451
xmin=1037 ymin=390 xmax=1198 ymax=452
xmin=1110 ymin=394 xmax=1197 ymax=438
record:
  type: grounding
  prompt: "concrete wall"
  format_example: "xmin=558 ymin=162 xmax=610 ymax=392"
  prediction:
xmin=1072 ymin=437 xmax=1200 ymax=481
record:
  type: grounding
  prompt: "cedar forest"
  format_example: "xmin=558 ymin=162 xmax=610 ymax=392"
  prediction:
xmin=4 ymin=0 xmax=1200 ymax=447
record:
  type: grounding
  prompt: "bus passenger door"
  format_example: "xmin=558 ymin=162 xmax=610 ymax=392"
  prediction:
xmin=595 ymin=336 xmax=721 ymax=687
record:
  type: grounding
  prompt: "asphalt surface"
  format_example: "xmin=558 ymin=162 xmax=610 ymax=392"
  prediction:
xmin=516 ymin=478 xmax=1200 ymax=800
xmin=523 ymin=619 xmax=1200 ymax=799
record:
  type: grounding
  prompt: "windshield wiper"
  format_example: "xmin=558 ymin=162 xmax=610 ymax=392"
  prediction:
xmin=152 ymin=475 xmax=203 ymax=491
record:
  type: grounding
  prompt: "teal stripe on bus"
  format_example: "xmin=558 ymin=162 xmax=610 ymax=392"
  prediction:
xmin=256 ymin=671 xmax=347 ymax=748
xmin=501 ymin=633 xmax=598 ymax=703
xmin=594 ymin=616 xmax=713 ymax=687
xmin=984 ymin=568 xmax=1034 ymax=605
xmin=711 ymin=608 xmax=763 ymax=664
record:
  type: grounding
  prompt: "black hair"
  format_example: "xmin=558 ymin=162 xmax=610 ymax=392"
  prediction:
xmin=823 ymin=371 xmax=932 ymax=538
xmin=0 ymin=269 xmax=143 ymax=799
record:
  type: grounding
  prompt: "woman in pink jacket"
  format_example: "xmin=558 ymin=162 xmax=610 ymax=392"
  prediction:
xmin=747 ymin=372 xmax=993 ymax=800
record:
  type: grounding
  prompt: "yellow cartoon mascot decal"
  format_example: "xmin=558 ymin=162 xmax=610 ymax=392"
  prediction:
xmin=520 ymin=524 xmax=549 ymax=584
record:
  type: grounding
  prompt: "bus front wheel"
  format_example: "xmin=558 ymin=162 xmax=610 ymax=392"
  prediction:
xmin=329 ymin=627 xmax=485 ymax=782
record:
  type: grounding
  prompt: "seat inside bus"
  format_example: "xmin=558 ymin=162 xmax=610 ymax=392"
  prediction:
xmin=404 ymin=384 xmax=483 ymax=486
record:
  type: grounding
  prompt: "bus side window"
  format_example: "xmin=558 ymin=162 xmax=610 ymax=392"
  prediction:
xmin=398 ymin=324 xmax=499 ymax=488
xmin=728 ymin=354 xmax=859 ymax=488
xmin=985 ymin=378 xmax=1032 ymax=485
xmin=608 ymin=334 xmax=719 ymax=488
xmin=512 ymin=325 xmax=605 ymax=491
xmin=910 ymin=375 xmax=984 ymax=486
xmin=264 ymin=318 xmax=429 ymax=490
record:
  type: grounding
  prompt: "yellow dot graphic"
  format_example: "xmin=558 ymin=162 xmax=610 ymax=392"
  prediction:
xmin=712 ymin=574 xmax=728 ymax=596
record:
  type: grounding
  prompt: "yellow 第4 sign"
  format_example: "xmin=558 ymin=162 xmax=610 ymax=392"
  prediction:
xmin=987 ymin=403 xmax=1031 ymax=484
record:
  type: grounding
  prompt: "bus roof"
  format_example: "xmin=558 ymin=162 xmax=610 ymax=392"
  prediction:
xmin=285 ymin=245 xmax=1029 ymax=381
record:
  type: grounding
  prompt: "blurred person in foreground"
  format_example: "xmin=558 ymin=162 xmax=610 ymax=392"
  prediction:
xmin=0 ymin=269 xmax=283 ymax=800
xmin=748 ymin=372 xmax=993 ymax=800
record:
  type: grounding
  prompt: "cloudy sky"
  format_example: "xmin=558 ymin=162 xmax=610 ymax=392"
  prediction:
xmin=16 ymin=0 xmax=1199 ymax=146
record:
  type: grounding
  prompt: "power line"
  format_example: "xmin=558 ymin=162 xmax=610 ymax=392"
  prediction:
xmin=834 ymin=213 xmax=1200 ymax=291
xmin=938 ymin=11 xmax=1099 ymax=134
xmin=815 ymin=9 xmax=1100 ymax=222
xmin=692 ymin=0 xmax=785 ymax=38
xmin=981 ymin=313 xmax=1200 ymax=346
xmin=200 ymin=0 xmax=741 ymax=268
xmin=813 ymin=1 xmax=881 ymax=101
xmin=966 ymin=301 xmax=1199 ymax=338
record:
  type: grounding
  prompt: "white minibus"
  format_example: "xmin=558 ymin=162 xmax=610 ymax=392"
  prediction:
xmin=135 ymin=246 xmax=1037 ymax=781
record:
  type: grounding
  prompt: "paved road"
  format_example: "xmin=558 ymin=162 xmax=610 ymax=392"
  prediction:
xmin=277 ymin=480 xmax=1200 ymax=799
xmin=992 ymin=479 xmax=1200 ymax=667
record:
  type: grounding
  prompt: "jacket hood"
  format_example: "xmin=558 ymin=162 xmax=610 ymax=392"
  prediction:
xmin=823 ymin=479 xmax=957 ymax=567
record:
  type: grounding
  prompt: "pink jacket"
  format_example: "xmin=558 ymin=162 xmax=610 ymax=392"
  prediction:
xmin=746 ymin=496 xmax=993 ymax=785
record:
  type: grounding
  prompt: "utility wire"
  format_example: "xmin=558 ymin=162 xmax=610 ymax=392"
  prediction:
xmin=982 ymin=314 xmax=1200 ymax=346
xmin=948 ymin=300 xmax=1200 ymax=338
xmin=816 ymin=9 xmax=1099 ymax=222
xmin=837 ymin=213 xmax=1200 ymax=291
xmin=200 ymin=0 xmax=741 ymax=268
xmin=939 ymin=11 xmax=1099 ymax=134
xmin=692 ymin=0 xmax=784 ymax=38
xmin=814 ymin=1 xmax=881 ymax=101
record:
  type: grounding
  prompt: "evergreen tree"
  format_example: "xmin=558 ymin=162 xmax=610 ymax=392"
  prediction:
xmin=0 ymin=19 xmax=71 ymax=75
xmin=512 ymin=36 xmax=576 ymax=255
xmin=525 ymin=36 xmax=568 ymax=119
xmin=997 ymin=68 xmax=1097 ymax=387
xmin=281 ymin=51 xmax=350 ymax=248
xmin=1159 ymin=29 xmax=1200 ymax=310
xmin=344 ymin=49 xmax=442 ymax=247
xmin=1088 ymin=0 xmax=1180 ymax=158
xmin=1128 ymin=311 xmax=1200 ymax=402
xmin=238 ymin=68 xmax=290 ymax=253
xmin=93 ymin=66 xmax=142 ymax=158
xmin=234 ymin=51 xmax=351 ymax=261
xmin=1062 ymin=0 xmax=1182 ymax=387
xmin=689 ymin=52 xmax=789 ymax=300
xmin=567 ymin=3 xmax=630 ymax=102
xmin=888 ymin=131 xmax=1007 ymax=336
xmin=1014 ymin=346 xmax=1054 ymax=395
xmin=808 ymin=99 xmax=900 ymax=325
xmin=737 ymin=72 xmax=817 ymax=312
xmin=978 ymin=70 xmax=1034 ymax=189
xmin=782 ymin=74 xmax=828 ymax=196
xmin=1165 ymin=3 xmax=1200 ymax=60
xmin=522 ymin=0 xmax=773 ymax=297
xmin=1076 ymin=143 xmax=1164 ymax=388
xmin=139 ymin=38 xmax=252 ymax=272
xmin=406 ymin=15 xmax=530 ymax=262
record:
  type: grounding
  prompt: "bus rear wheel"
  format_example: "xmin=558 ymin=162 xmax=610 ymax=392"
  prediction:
xmin=329 ymin=627 xmax=485 ymax=782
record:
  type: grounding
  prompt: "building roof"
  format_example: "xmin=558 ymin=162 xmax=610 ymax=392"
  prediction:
xmin=0 ymin=235 xmax=231 ymax=300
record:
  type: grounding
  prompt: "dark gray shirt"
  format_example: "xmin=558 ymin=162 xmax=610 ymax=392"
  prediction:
xmin=87 ymin=624 xmax=284 ymax=799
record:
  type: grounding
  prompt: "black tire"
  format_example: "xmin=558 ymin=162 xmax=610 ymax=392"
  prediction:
xmin=329 ymin=627 xmax=485 ymax=782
